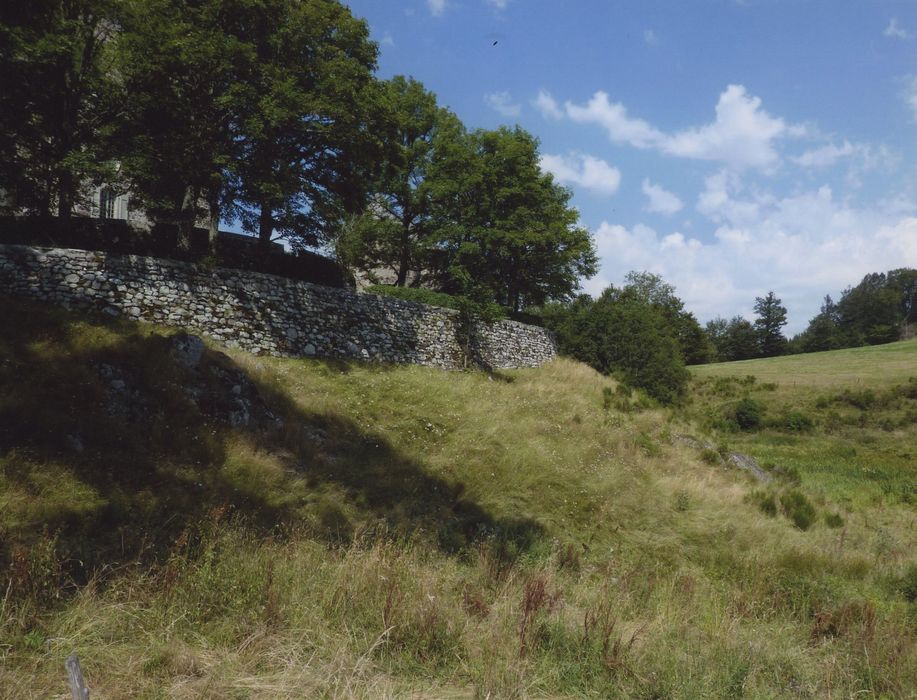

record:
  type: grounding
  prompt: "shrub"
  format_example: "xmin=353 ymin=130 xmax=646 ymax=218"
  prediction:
xmin=733 ymin=397 xmax=765 ymax=431
xmin=748 ymin=490 xmax=778 ymax=517
xmin=780 ymin=490 xmax=817 ymax=530
xmin=700 ymin=448 xmax=721 ymax=465
xmin=774 ymin=411 xmax=815 ymax=433
xmin=835 ymin=388 xmax=876 ymax=410
xmin=824 ymin=512 xmax=845 ymax=528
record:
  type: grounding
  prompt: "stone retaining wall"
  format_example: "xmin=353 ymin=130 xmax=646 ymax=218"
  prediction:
xmin=0 ymin=245 xmax=556 ymax=369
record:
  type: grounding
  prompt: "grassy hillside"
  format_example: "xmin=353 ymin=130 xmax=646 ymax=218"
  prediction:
xmin=1 ymin=297 xmax=915 ymax=698
xmin=693 ymin=339 xmax=917 ymax=388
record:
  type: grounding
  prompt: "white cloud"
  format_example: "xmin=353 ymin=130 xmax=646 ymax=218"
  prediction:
xmin=380 ymin=32 xmax=395 ymax=47
xmin=587 ymin=182 xmax=917 ymax=332
xmin=565 ymin=85 xmax=801 ymax=171
xmin=484 ymin=91 xmax=521 ymax=117
xmin=641 ymin=179 xmax=683 ymax=215
xmin=903 ymin=76 xmax=917 ymax=121
xmin=540 ymin=153 xmax=622 ymax=196
xmin=791 ymin=141 xmax=856 ymax=168
xmin=662 ymin=85 xmax=794 ymax=171
xmin=884 ymin=17 xmax=910 ymax=39
xmin=486 ymin=0 xmax=508 ymax=8
xmin=427 ymin=0 xmax=446 ymax=16
xmin=566 ymin=91 xmax=664 ymax=149
xmin=696 ymin=170 xmax=766 ymax=224
xmin=643 ymin=29 xmax=659 ymax=45
xmin=533 ymin=89 xmax=564 ymax=120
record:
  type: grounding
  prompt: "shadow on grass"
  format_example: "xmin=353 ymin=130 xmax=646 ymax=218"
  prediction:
xmin=0 ymin=297 xmax=544 ymax=590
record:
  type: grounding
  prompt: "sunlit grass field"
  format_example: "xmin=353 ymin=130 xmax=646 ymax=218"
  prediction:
xmin=1 ymin=296 xmax=915 ymax=698
xmin=692 ymin=338 xmax=917 ymax=388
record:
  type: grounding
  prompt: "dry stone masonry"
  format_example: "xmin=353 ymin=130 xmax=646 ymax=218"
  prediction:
xmin=0 ymin=245 xmax=556 ymax=370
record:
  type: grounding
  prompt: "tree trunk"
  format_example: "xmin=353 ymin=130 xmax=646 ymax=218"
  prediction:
xmin=177 ymin=185 xmax=196 ymax=252
xmin=258 ymin=202 xmax=273 ymax=254
xmin=56 ymin=170 xmax=72 ymax=219
xmin=207 ymin=188 xmax=220 ymax=254
xmin=395 ymin=226 xmax=411 ymax=287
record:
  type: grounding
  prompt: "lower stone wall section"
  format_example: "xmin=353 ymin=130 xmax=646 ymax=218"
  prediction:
xmin=0 ymin=245 xmax=556 ymax=370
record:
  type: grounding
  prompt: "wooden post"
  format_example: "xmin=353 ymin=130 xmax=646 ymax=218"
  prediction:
xmin=65 ymin=653 xmax=90 ymax=700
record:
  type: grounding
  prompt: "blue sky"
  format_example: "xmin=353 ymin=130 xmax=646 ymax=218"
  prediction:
xmin=344 ymin=0 xmax=917 ymax=333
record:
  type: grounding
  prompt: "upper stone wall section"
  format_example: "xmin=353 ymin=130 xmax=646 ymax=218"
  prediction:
xmin=0 ymin=245 xmax=556 ymax=370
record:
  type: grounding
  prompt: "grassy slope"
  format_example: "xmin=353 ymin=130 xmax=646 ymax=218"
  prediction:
xmin=689 ymin=341 xmax=917 ymax=509
xmin=0 ymin=297 xmax=915 ymax=698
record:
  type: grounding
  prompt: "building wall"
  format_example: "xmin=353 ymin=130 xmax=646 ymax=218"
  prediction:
xmin=0 ymin=245 xmax=556 ymax=370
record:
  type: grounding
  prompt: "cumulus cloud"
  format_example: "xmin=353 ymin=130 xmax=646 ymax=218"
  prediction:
xmin=427 ymin=0 xmax=446 ymax=16
xmin=587 ymin=182 xmax=917 ymax=332
xmin=564 ymin=85 xmax=802 ymax=172
xmin=533 ymin=89 xmax=564 ymax=120
xmin=484 ymin=91 xmax=521 ymax=117
xmin=540 ymin=153 xmax=622 ymax=196
xmin=884 ymin=17 xmax=910 ymax=39
xmin=641 ymin=179 xmax=683 ymax=215
xmin=566 ymin=91 xmax=664 ymax=148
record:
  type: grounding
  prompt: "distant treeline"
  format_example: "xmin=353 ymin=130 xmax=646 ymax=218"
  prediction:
xmin=705 ymin=268 xmax=916 ymax=363
xmin=538 ymin=267 xmax=915 ymax=405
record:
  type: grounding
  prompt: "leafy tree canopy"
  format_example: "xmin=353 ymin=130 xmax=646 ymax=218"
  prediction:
xmin=430 ymin=126 xmax=597 ymax=311
xmin=336 ymin=76 xmax=461 ymax=287
xmin=0 ymin=0 xmax=118 ymax=217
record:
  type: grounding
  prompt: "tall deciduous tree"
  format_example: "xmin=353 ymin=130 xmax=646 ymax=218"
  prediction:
xmin=336 ymin=76 xmax=460 ymax=286
xmin=0 ymin=0 xmax=117 ymax=217
xmin=431 ymin=126 xmax=597 ymax=311
xmin=228 ymin=0 xmax=380 ymax=253
xmin=115 ymin=0 xmax=250 ymax=250
xmin=753 ymin=291 xmax=788 ymax=357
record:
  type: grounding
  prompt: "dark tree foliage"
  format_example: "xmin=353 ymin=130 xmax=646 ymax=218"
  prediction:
xmin=541 ymin=284 xmax=690 ymax=404
xmin=622 ymin=271 xmax=714 ymax=365
xmin=0 ymin=0 xmax=117 ymax=217
xmin=227 ymin=0 xmax=380 ymax=252
xmin=114 ymin=0 xmax=252 ymax=249
xmin=705 ymin=315 xmax=759 ymax=362
xmin=795 ymin=295 xmax=843 ymax=353
xmin=430 ymin=126 xmax=598 ymax=311
xmin=835 ymin=269 xmax=917 ymax=345
xmin=793 ymin=268 xmax=917 ymax=352
xmin=336 ymin=76 xmax=461 ymax=287
xmin=753 ymin=291 xmax=788 ymax=358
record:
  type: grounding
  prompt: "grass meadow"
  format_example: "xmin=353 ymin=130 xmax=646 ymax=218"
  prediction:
xmin=0 ymin=296 xmax=915 ymax=698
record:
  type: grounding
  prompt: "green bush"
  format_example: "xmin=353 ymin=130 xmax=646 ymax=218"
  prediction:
xmin=700 ymin=448 xmax=721 ymax=465
xmin=748 ymin=490 xmax=778 ymax=517
xmin=774 ymin=411 xmax=815 ymax=432
xmin=780 ymin=490 xmax=817 ymax=530
xmin=733 ymin=397 xmax=765 ymax=431
xmin=824 ymin=512 xmax=845 ymax=528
